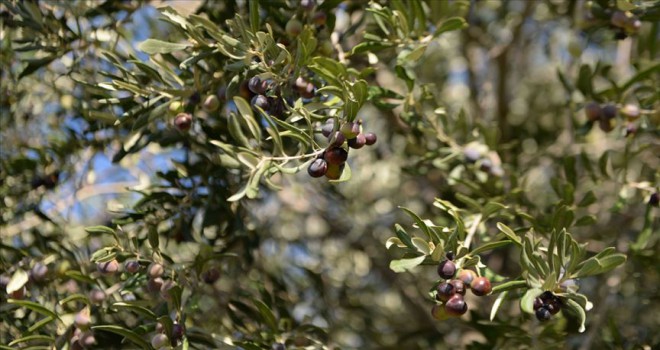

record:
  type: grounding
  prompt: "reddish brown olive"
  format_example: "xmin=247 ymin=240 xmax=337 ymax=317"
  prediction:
xmin=437 ymin=259 xmax=457 ymax=279
xmin=444 ymin=294 xmax=468 ymax=316
xmin=470 ymin=276 xmax=492 ymax=296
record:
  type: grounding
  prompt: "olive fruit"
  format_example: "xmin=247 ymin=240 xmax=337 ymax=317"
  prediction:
xmin=97 ymin=259 xmax=119 ymax=275
xmin=202 ymin=267 xmax=220 ymax=284
xmin=321 ymin=120 xmax=334 ymax=137
xmin=449 ymin=279 xmax=466 ymax=295
xmin=171 ymin=323 xmax=185 ymax=342
xmin=444 ymin=295 xmax=468 ymax=316
xmin=340 ymin=121 xmax=360 ymax=139
xmin=533 ymin=297 xmax=544 ymax=311
xmin=463 ymin=147 xmax=480 ymax=163
xmin=313 ymin=11 xmax=327 ymax=26
xmin=79 ymin=331 xmax=96 ymax=349
xmin=308 ymin=158 xmax=328 ymax=178
xmin=457 ymin=269 xmax=477 ymax=285
xmin=147 ymin=277 xmax=164 ymax=294
xmin=160 ymin=280 xmax=175 ymax=301
xmin=251 ymin=95 xmax=270 ymax=110
xmin=174 ymin=113 xmax=193 ymax=131
xmin=31 ymin=263 xmax=48 ymax=282
xmin=621 ymin=104 xmax=640 ymax=120
xmin=610 ymin=11 xmax=629 ymax=29
xmin=89 ymin=289 xmax=106 ymax=304
xmin=602 ymin=104 xmax=617 ymax=120
xmin=74 ymin=309 xmax=91 ymax=329
xmin=125 ymin=260 xmax=140 ymax=274
xmin=285 ymin=19 xmax=303 ymax=37
xmin=435 ymin=282 xmax=455 ymax=302
xmin=202 ymin=95 xmax=220 ymax=112
xmin=445 ymin=251 xmax=455 ymax=261
xmin=431 ymin=304 xmax=449 ymax=321
xmin=535 ymin=306 xmax=552 ymax=321
xmin=649 ymin=192 xmax=659 ymax=207
xmin=437 ymin=259 xmax=456 ymax=279
xmin=347 ymin=133 xmax=366 ymax=149
xmin=364 ymin=132 xmax=377 ymax=146
xmin=324 ymin=147 xmax=348 ymax=165
xmin=168 ymin=101 xmax=183 ymax=116
xmin=584 ymin=102 xmax=602 ymax=122
xmin=248 ymin=76 xmax=264 ymax=94
xmin=470 ymin=276 xmax=492 ymax=296
xmin=151 ymin=334 xmax=170 ymax=349
xmin=10 ymin=286 xmax=26 ymax=299
xmin=325 ymin=163 xmax=344 ymax=180
xmin=328 ymin=131 xmax=346 ymax=147
xmin=598 ymin=117 xmax=614 ymax=132
xmin=148 ymin=263 xmax=164 ymax=278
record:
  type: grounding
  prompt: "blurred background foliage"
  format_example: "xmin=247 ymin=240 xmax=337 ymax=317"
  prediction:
xmin=0 ymin=0 xmax=658 ymax=349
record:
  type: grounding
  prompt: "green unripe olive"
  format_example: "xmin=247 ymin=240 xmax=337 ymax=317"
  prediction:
xmin=317 ymin=40 xmax=334 ymax=56
xmin=444 ymin=294 xmax=468 ymax=316
xmin=168 ymin=101 xmax=184 ymax=116
xmin=151 ymin=333 xmax=170 ymax=349
xmin=325 ymin=162 xmax=344 ymax=180
xmin=285 ymin=19 xmax=303 ymax=37
xmin=340 ymin=121 xmax=360 ymax=139
xmin=470 ymin=276 xmax=492 ymax=296
xmin=431 ymin=304 xmax=450 ymax=321
xmin=202 ymin=95 xmax=220 ymax=112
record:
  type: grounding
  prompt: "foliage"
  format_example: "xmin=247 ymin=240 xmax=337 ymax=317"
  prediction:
xmin=1 ymin=0 xmax=658 ymax=349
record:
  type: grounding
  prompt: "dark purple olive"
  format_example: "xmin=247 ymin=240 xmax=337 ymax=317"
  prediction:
xmin=364 ymin=132 xmax=377 ymax=145
xmin=321 ymin=120 xmax=334 ymax=137
xmin=535 ymin=306 xmax=552 ymax=321
xmin=437 ymin=259 xmax=456 ymax=279
xmin=329 ymin=131 xmax=346 ymax=147
xmin=248 ymin=76 xmax=264 ymax=94
xmin=444 ymin=295 xmax=468 ymax=316
xmin=435 ymin=282 xmax=455 ymax=302
xmin=449 ymin=279 xmax=466 ymax=295
xmin=584 ymin=102 xmax=602 ymax=122
xmin=251 ymin=95 xmax=270 ymax=110
xmin=308 ymin=158 xmax=328 ymax=178
xmin=347 ymin=133 xmax=366 ymax=149
xmin=174 ymin=113 xmax=193 ymax=131
xmin=324 ymin=147 xmax=348 ymax=165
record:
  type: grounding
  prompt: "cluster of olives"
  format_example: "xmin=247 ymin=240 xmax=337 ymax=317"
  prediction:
xmin=71 ymin=308 xmax=96 ymax=349
xmin=431 ymin=253 xmax=492 ymax=320
xmin=246 ymin=76 xmax=288 ymax=118
xmin=610 ymin=10 xmax=642 ymax=40
xmin=307 ymin=119 xmax=377 ymax=179
xmin=533 ymin=291 xmax=563 ymax=322
xmin=584 ymin=102 xmax=640 ymax=134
